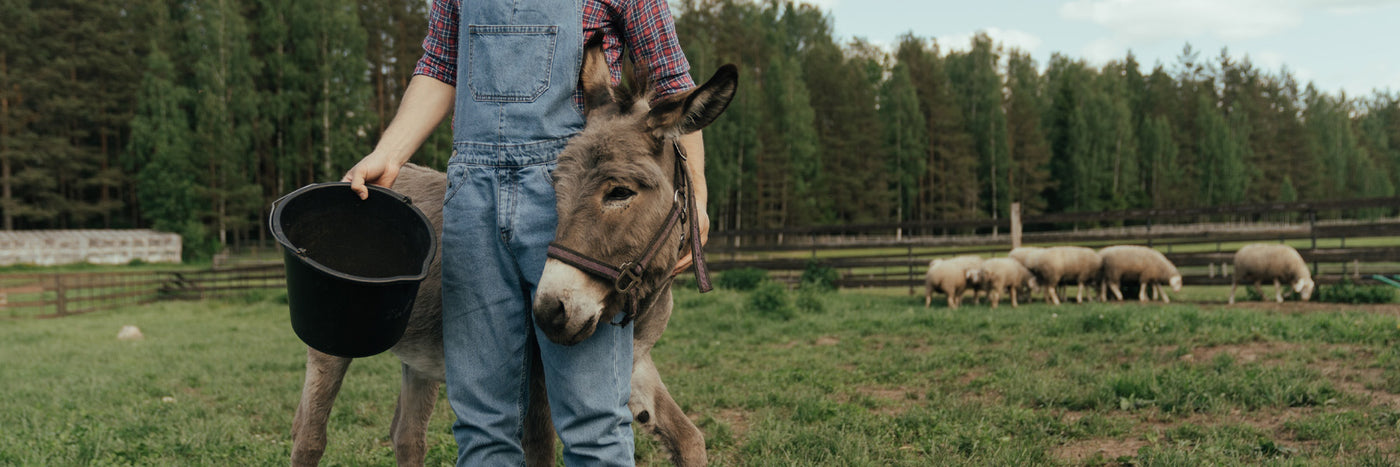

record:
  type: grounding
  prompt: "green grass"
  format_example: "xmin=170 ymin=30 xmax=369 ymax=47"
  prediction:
xmin=5 ymin=289 xmax=1400 ymax=465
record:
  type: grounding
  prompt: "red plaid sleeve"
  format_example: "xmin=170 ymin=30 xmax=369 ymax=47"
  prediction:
xmin=585 ymin=0 xmax=696 ymax=100
xmin=413 ymin=0 xmax=458 ymax=86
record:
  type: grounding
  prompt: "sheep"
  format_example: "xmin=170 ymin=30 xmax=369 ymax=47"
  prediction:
xmin=1008 ymin=246 xmax=1043 ymax=265
xmin=1097 ymin=245 xmax=1183 ymax=303
xmin=1019 ymin=246 xmax=1101 ymax=305
xmin=924 ymin=255 xmax=983 ymax=309
xmin=1008 ymin=247 xmax=1044 ymax=302
xmin=976 ymin=258 xmax=1038 ymax=308
xmin=1230 ymin=243 xmax=1315 ymax=304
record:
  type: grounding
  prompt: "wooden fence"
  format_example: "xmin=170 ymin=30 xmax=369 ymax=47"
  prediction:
xmin=710 ymin=196 xmax=1400 ymax=251
xmin=704 ymin=221 xmax=1400 ymax=291
xmin=1 ymin=263 xmax=285 ymax=319
xmin=710 ymin=246 xmax=1400 ymax=290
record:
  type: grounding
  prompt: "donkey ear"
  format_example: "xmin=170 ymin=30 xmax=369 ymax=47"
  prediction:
xmin=646 ymin=64 xmax=738 ymax=138
xmin=580 ymin=33 xmax=615 ymax=113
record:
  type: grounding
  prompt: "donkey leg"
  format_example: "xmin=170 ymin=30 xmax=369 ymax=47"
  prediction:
xmin=631 ymin=354 xmax=706 ymax=466
xmin=523 ymin=346 xmax=557 ymax=467
xmin=291 ymin=347 xmax=353 ymax=467
xmin=389 ymin=364 xmax=440 ymax=467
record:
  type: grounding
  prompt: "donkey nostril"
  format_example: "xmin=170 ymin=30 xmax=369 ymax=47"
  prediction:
xmin=534 ymin=295 xmax=564 ymax=320
xmin=636 ymin=410 xmax=650 ymax=424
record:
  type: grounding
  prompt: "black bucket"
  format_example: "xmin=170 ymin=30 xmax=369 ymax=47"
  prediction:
xmin=269 ymin=182 xmax=437 ymax=358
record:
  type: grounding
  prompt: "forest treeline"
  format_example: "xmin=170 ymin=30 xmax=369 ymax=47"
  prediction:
xmin=1 ymin=0 xmax=1398 ymax=258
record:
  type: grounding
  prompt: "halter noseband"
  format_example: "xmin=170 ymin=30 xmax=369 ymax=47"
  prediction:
xmin=545 ymin=139 xmax=714 ymax=326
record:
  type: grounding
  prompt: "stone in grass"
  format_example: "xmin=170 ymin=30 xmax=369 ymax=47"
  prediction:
xmin=117 ymin=325 xmax=144 ymax=341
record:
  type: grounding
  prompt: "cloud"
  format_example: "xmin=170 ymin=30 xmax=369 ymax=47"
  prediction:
xmin=936 ymin=27 xmax=1044 ymax=54
xmin=1313 ymin=0 xmax=1400 ymax=15
xmin=1060 ymin=0 xmax=1305 ymax=41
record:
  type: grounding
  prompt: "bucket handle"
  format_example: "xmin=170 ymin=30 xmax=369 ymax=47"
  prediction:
xmin=270 ymin=182 xmax=414 ymax=212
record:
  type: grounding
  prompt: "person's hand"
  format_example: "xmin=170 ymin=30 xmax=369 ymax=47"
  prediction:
xmin=673 ymin=202 xmax=710 ymax=276
xmin=341 ymin=152 xmax=403 ymax=200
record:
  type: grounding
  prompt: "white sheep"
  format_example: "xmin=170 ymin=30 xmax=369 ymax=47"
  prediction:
xmin=1097 ymin=245 xmax=1183 ymax=303
xmin=924 ymin=255 xmax=983 ymax=309
xmin=1020 ymin=246 xmax=1101 ymax=305
xmin=1008 ymin=246 xmax=1044 ymax=303
xmin=1230 ymin=243 xmax=1315 ymax=304
xmin=977 ymin=258 xmax=1038 ymax=308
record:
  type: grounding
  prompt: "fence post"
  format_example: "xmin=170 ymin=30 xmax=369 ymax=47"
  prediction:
xmin=1146 ymin=218 xmax=1153 ymax=247
xmin=1308 ymin=210 xmax=1317 ymax=250
xmin=1010 ymin=202 xmax=1022 ymax=249
xmin=907 ymin=244 xmax=914 ymax=296
xmin=53 ymin=274 xmax=66 ymax=315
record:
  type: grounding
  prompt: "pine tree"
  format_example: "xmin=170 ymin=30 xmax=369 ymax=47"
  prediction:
xmin=129 ymin=43 xmax=209 ymax=258
xmin=188 ymin=0 xmax=262 ymax=249
xmin=947 ymin=33 xmax=1009 ymax=219
xmin=880 ymin=62 xmax=927 ymax=223
xmin=896 ymin=34 xmax=978 ymax=223
xmin=1002 ymin=50 xmax=1053 ymax=214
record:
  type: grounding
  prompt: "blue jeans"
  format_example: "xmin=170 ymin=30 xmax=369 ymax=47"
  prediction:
xmin=443 ymin=2 xmax=632 ymax=464
xmin=441 ymin=141 xmax=635 ymax=466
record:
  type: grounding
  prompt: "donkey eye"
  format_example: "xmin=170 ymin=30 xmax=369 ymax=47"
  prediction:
xmin=604 ymin=187 xmax=637 ymax=202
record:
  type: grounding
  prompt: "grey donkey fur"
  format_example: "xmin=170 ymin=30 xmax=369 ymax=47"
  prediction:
xmin=288 ymin=163 xmax=705 ymax=466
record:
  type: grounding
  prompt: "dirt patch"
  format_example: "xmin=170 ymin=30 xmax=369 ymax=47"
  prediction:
xmin=1054 ymin=438 xmax=1147 ymax=464
xmin=815 ymin=336 xmax=840 ymax=346
xmin=957 ymin=370 xmax=985 ymax=386
xmin=1179 ymin=341 xmax=1305 ymax=365
xmin=1208 ymin=301 xmax=1400 ymax=316
xmin=1168 ymin=342 xmax=1400 ymax=408
xmin=854 ymin=385 xmax=925 ymax=416
xmin=1318 ymin=364 xmax=1400 ymax=408
xmin=709 ymin=408 xmax=750 ymax=439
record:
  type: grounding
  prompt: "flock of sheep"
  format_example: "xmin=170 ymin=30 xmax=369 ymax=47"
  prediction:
xmin=923 ymin=243 xmax=1317 ymax=309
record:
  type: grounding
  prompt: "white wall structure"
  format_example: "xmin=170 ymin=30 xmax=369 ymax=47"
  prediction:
xmin=0 ymin=230 xmax=182 ymax=266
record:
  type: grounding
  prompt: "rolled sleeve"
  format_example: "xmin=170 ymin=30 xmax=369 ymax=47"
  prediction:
xmin=620 ymin=0 xmax=695 ymax=99
xmin=413 ymin=0 xmax=459 ymax=86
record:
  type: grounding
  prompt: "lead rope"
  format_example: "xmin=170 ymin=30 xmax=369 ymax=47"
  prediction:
xmin=674 ymin=140 xmax=713 ymax=293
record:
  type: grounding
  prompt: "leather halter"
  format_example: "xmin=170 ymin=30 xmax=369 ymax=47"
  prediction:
xmin=545 ymin=139 xmax=714 ymax=326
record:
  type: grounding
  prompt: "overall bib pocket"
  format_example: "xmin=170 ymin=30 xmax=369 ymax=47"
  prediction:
xmin=466 ymin=25 xmax=558 ymax=103
xmin=444 ymin=163 xmax=469 ymax=204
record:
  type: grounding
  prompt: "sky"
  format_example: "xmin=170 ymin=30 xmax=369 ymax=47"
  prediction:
xmin=808 ymin=0 xmax=1400 ymax=97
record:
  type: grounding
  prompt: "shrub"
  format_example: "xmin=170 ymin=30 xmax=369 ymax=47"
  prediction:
xmin=795 ymin=287 xmax=825 ymax=313
xmin=748 ymin=281 xmax=793 ymax=320
xmin=717 ymin=267 xmax=768 ymax=291
xmin=1317 ymin=278 xmax=1396 ymax=304
xmin=799 ymin=259 xmax=839 ymax=291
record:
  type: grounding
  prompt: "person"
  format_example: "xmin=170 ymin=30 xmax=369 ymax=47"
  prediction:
xmin=340 ymin=0 xmax=708 ymax=465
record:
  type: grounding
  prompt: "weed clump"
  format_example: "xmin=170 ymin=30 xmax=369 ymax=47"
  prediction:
xmin=747 ymin=281 xmax=793 ymax=320
xmin=799 ymin=259 xmax=838 ymax=291
xmin=717 ymin=267 xmax=768 ymax=291
xmin=1316 ymin=278 xmax=1395 ymax=304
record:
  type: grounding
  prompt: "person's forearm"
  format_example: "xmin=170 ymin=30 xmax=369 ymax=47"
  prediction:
xmin=679 ymin=131 xmax=706 ymax=206
xmin=373 ymin=74 xmax=455 ymax=164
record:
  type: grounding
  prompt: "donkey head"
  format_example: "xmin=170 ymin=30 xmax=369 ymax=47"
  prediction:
xmin=533 ymin=42 xmax=737 ymax=345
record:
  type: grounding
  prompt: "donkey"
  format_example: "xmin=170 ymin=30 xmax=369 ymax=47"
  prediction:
xmin=289 ymin=44 xmax=738 ymax=466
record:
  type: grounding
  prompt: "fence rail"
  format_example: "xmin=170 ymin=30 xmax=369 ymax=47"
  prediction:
xmin=1 ymin=263 xmax=285 ymax=319
xmin=706 ymin=223 xmax=1400 ymax=291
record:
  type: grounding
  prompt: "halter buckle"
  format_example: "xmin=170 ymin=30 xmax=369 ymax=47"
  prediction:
xmin=615 ymin=262 xmax=642 ymax=293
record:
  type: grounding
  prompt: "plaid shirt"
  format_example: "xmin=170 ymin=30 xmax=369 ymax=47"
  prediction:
xmin=413 ymin=0 xmax=695 ymax=100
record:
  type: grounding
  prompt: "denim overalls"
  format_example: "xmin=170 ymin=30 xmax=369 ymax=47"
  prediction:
xmin=440 ymin=0 xmax=634 ymax=464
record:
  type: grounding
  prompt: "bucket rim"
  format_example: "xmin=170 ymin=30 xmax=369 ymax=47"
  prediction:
xmin=269 ymin=182 xmax=437 ymax=285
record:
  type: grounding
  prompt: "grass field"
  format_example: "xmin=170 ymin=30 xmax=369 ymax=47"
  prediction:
xmin=5 ymin=288 xmax=1400 ymax=465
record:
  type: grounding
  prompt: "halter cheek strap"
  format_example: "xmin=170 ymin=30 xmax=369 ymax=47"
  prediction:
xmin=545 ymin=139 xmax=713 ymax=326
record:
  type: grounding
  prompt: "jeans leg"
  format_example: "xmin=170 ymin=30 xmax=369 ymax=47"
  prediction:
xmin=442 ymin=163 xmax=533 ymax=466
xmin=513 ymin=163 xmax=635 ymax=466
